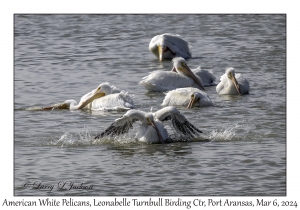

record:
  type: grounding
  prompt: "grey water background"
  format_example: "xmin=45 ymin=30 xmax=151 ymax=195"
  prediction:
xmin=14 ymin=14 xmax=286 ymax=196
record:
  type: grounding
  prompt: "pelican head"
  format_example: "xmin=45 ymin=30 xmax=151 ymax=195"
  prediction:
xmin=40 ymin=82 xmax=117 ymax=111
xmin=187 ymin=92 xmax=201 ymax=109
xmin=145 ymin=113 xmax=164 ymax=143
xmin=171 ymin=57 xmax=205 ymax=90
xmin=149 ymin=34 xmax=191 ymax=61
xmin=75 ymin=83 xmax=111 ymax=109
xmin=86 ymin=82 xmax=114 ymax=101
xmin=225 ymin=67 xmax=242 ymax=95
xmin=97 ymin=82 xmax=114 ymax=95
xmin=150 ymin=34 xmax=175 ymax=61
xmin=157 ymin=44 xmax=176 ymax=61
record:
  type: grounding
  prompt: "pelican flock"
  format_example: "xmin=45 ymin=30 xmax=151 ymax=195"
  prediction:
xmin=139 ymin=57 xmax=216 ymax=92
xmin=41 ymin=82 xmax=134 ymax=111
xmin=149 ymin=33 xmax=192 ymax=61
xmin=94 ymin=106 xmax=202 ymax=143
xmin=32 ymin=32 xmax=251 ymax=144
xmin=216 ymin=67 xmax=250 ymax=95
xmin=162 ymin=87 xmax=213 ymax=108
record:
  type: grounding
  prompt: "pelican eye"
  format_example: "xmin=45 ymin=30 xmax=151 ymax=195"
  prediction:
xmin=191 ymin=94 xmax=195 ymax=99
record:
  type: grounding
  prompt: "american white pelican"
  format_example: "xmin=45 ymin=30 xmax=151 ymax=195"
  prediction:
xmin=94 ymin=106 xmax=202 ymax=143
xmin=216 ymin=67 xmax=250 ymax=95
xmin=41 ymin=82 xmax=134 ymax=111
xmin=162 ymin=87 xmax=213 ymax=108
xmin=139 ymin=57 xmax=216 ymax=92
xmin=149 ymin=33 xmax=192 ymax=61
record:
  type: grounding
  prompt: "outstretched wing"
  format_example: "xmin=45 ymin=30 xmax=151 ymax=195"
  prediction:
xmin=94 ymin=110 xmax=146 ymax=139
xmin=154 ymin=106 xmax=202 ymax=137
xmin=94 ymin=118 xmax=133 ymax=139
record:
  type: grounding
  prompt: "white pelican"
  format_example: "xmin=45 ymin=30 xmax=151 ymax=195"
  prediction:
xmin=94 ymin=106 xmax=203 ymax=143
xmin=162 ymin=87 xmax=213 ymax=108
xmin=216 ymin=67 xmax=250 ymax=95
xmin=139 ymin=57 xmax=216 ymax=92
xmin=41 ymin=82 xmax=134 ymax=111
xmin=149 ymin=33 xmax=192 ymax=61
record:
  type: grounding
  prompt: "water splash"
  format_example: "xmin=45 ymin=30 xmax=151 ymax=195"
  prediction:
xmin=47 ymin=119 xmax=261 ymax=147
xmin=207 ymin=119 xmax=261 ymax=142
xmin=208 ymin=125 xmax=239 ymax=141
xmin=48 ymin=128 xmax=94 ymax=148
xmin=94 ymin=134 xmax=139 ymax=146
xmin=47 ymin=127 xmax=139 ymax=148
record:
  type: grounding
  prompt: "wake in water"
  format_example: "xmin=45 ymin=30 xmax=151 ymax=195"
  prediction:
xmin=25 ymin=105 xmax=132 ymax=112
xmin=25 ymin=106 xmax=47 ymax=111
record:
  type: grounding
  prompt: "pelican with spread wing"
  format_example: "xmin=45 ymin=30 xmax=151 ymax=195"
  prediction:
xmin=41 ymin=82 xmax=134 ymax=111
xmin=149 ymin=33 xmax=192 ymax=61
xmin=94 ymin=106 xmax=202 ymax=143
xmin=139 ymin=57 xmax=216 ymax=92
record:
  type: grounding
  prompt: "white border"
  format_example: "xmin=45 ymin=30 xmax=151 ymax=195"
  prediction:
xmin=2 ymin=0 xmax=299 ymax=209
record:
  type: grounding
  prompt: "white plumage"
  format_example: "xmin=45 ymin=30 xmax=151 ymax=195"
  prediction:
xmin=94 ymin=106 xmax=202 ymax=143
xmin=41 ymin=82 xmax=134 ymax=111
xmin=162 ymin=87 xmax=213 ymax=108
xmin=139 ymin=57 xmax=216 ymax=92
xmin=149 ymin=33 xmax=192 ymax=61
xmin=88 ymin=92 xmax=134 ymax=111
xmin=216 ymin=67 xmax=250 ymax=95
xmin=193 ymin=67 xmax=217 ymax=87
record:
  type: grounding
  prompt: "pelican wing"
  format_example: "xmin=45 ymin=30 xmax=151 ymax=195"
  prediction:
xmin=162 ymin=88 xmax=192 ymax=106
xmin=193 ymin=67 xmax=217 ymax=86
xmin=162 ymin=34 xmax=192 ymax=58
xmin=235 ymin=73 xmax=250 ymax=94
xmin=91 ymin=91 xmax=134 ymax=111
xmin=139 ymin=71 xmax=195 ymax=92
xmin=94 ymin=110 xmax=146 ymax=139
xmin=154 ymin=106 xmax=202 ymax=137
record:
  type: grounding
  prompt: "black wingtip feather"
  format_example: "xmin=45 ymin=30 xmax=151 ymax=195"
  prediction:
xmin=94 ymin=121 xmax=134 ymax=140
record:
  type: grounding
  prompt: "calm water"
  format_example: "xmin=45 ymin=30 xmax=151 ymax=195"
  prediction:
xmin=14 ymin=14 xmax=286 ymax=196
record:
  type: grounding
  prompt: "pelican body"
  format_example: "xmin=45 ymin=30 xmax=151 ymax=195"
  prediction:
xmin=216 ymin=67 xmax=250 ymax=95
xmin=94 ymin=106 xmax=202 ymax=144
xmin=42 ymin=82 xmax=134 ymax=111
xmin=139 ymin=57 xmax=216 ymax=92
xmin=162 ymin=87 xmax=213 ymax=108
xmin=149 ymin=33 xmax=192 ymax=61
